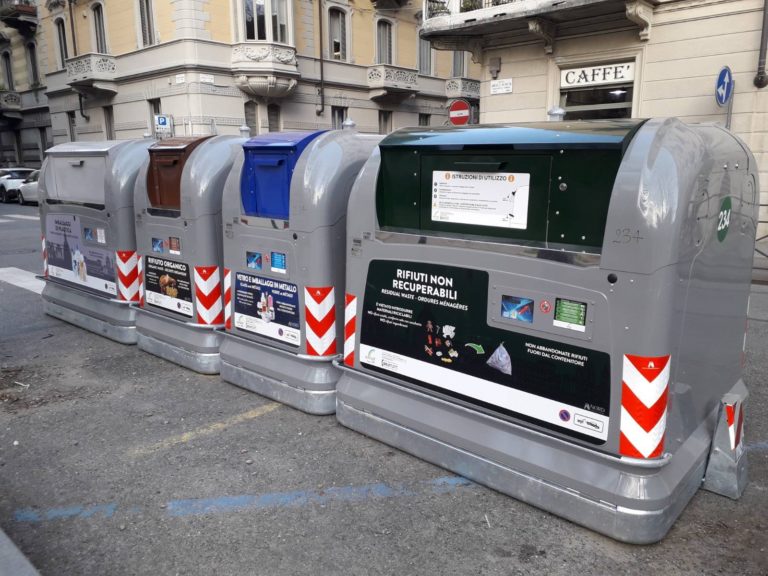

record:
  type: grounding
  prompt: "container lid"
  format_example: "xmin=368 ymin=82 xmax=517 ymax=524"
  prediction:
xmin=45 ymin=140 xmax=129 ymax=157
xmin=242 ymin=131 xmax=327 ymax=151
xmin=149 ymin=136 xmax=211 ymax=151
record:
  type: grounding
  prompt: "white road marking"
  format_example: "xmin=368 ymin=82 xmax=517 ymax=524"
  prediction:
xmin=6 ymin=214 xmax=39 ymax=221
xmin=0 ymin=267 xmax=45 ymax=294
xmin=0 ymin=218 xmax=11 ymax=224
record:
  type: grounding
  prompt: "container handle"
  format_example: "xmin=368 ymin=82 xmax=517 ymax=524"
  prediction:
xmin=454 ymin=161 xmax=504 ymax=170
xmin=155 ymin=158 xmax=179 ymax=166
xmin=251 ymin=157 xmax=285 ymax=167
xmin=68 ymin=160 xmax=84 ymax=167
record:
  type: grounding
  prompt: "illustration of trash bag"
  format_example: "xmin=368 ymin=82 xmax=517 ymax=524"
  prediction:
xmin=487 ymin=343 xmax=512 ymax=376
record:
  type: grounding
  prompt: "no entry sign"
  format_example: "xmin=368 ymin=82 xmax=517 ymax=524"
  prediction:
xmin=449 ymin=99 xmax=470 ymax=125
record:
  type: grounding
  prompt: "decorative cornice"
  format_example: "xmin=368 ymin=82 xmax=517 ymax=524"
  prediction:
xmin=527 ymin=18 xmax=555 ymax=54
xmin=232 ymin=44 xmax=297 ymax=66
xmin=626 ymin=0 xmax=653 ymax=41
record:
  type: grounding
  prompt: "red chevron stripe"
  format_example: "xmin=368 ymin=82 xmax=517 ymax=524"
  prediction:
xmin=195 ymin=266 xmax=218 ymax=282
xmin=621 ymin=382 xmax=668 ymax=433
xmin=118 ymin=267 xmax=138 ymax=287
xmin=307 ymin=286 xmax=333 ymax=305
xmin=725 ymin=403 xmax=735 ymax=427
xmin=306 ymin=339 xmax=337 ymax=357
xmin=116 ymin=251 xmax=135 ymax=264
xmin=306 ymin=307 xmax=336 ymax=337
xmin=620 ymin=432 xmax=664 ymax=459
xmin=345 ymin=293 xmax=356 ymax=306
xmin=198 ymin=309 xmax=224 ymax=325
xmin=344 ymin=350 xmax=354 ymax=367
xmin=625 ymin=354 xmax=670 ymax=382
xmin=344 ymin=316 xmax=356 ymax=340
xmin=735 ymin=404 xmax=744 ymax=448
xmin=195 ymin=285 xmax=222 ymax=310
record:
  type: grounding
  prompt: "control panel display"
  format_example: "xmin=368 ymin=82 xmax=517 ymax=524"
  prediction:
xmin=553 ymin=298 xmax=587 ymax=332
xmin=501 ymin=295 xmax=534 ymax=324
xmin=270 ymin=251 xmax=287 ymax=274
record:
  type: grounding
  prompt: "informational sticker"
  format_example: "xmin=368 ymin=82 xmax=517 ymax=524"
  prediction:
xmin=169 ymin=237 xmax=181 ymax=255
xmin=271 ymin=251 xmax=287 ymax=274
xmin=152 ymin=238 xmax=164 ymax=254
xmin=501 ymin=295 xmax=534 ymax=324
xmin=360 ymin=260 xmax=610 ymax=442
xmin=717 ymin=196 xmax=732 ymax=242
xmin=553 ymin=298 xmax=587 ymax=332
xmin=84 ymin=227 xmax=94 ymax=242
xmin=233 ymin=272 xmax=300 ymax=346
xmin=144 ymin=256 xmax=193 ymax=317
xmin=247 ymin=251 xmax=263 ymax=270
xmin=431 ymin=171 xmax=530 ymax=229
xmin=97 ymin=228 xmax=106 ymax=244
xmin=45 ymin=214 xmax=117 ymax=296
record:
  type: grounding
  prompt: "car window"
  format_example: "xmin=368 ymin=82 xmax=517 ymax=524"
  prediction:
xmin=8 ymin=170 xmax=33 ymax=179
xmin=24 ymin=171 xmax=39 ymax=183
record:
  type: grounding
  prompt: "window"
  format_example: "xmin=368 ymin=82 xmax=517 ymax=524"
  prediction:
xmin=418 ymin=36 xmax=432 ymax=76
xmin=328 ymin=8 xmax=346 ymax=61
xmin=451 ymin=51 xmax=465 ymax=77
xmin=139 ymin=0 xmax=156 ymax=46
xmin=267 ymin=104 xmax=280 ymax=132
xmin=244 ymin=0 xmax=291 ymax=43
xmin=378 ymin=110 xmax=392 ymax=135
xmin=1 ymin=52 xmax=12 ymax=90
xmin=244 ymin=101 xmax=258 ymax=135
xmin=67 ymin=111 xmax=77 ymax=142
xmin=376 ymin=20 xmax=392 ymax=65
xmin=559 ymin=63 xmax=634 ymax=120
xmin=93 ymin=4 xmax=107 ymax=53
xmin=104 ymin=106 xmax=115 ymax=140
xmin=55 ymin=18 xmax=68 ymax=69
xmin=331 ymin=106 xmax=347 ymax=129
xmin=26 ymin=43 xmax=40 ymax=86
xmin=418 ymin=113 xmax=430 ymax=127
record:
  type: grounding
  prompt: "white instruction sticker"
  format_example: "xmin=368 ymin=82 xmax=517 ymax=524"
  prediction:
xmin=431 ymin=171 xmax=530 ymax=229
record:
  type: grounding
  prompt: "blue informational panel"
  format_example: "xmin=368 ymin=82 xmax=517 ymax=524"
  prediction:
xmin=715 ymin=66 xmax=734 ymax=107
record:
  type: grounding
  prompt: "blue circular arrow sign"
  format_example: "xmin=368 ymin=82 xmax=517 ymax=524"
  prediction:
xmin=715 ymin=66 xmax=734 ymax=107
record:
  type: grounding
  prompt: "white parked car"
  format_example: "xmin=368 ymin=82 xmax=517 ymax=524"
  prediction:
xmin=17 ymin=170 xmax=40 ymax=205
xmin=0 ymin=168 xmax=35 ymax=203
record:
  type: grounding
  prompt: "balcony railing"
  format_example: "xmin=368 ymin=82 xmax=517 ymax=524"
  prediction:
xmin=445 ymin=77 xmax=480 ymax=100
xmin=367 ymin=65 xmax=419 ymax=92
xmin=0 ymin=90 xmax=21 ymax=112
xmin=65 ymin=53 xmax=117 ymax=94
xmin=0 ymin=0 xmax=37 ymax=35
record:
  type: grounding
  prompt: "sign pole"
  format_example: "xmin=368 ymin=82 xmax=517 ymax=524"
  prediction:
xmin=726 ymin=78 xmax=734 ymax=130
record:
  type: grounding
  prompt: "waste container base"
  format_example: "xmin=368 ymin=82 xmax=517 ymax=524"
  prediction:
xmin=42 ymin=281 xmax=137 ymax=344
xmin=336 ymin=370 xmax=707 ymax=545
xmin=220 ymin=333 xmax=338 ymax=415
xmin=136 ymin=309 xmax=222 ymax=374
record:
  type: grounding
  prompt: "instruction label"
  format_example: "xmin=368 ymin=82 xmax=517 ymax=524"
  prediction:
xmin=45 ymin=214 xmax=116 ymax=296
xmin=360 ymin=260 xmax=610 ymax=442
xmin=431 ymin=170 xmax=530 ymax=230
xmin=144 ymin=256 xmax=193 ymax=317
xmin=233 ymin=272 xmax=300 ymax=346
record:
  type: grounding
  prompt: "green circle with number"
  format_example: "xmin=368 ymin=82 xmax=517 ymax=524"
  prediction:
xmin=717 ymin=196 xmax=732 ymax=242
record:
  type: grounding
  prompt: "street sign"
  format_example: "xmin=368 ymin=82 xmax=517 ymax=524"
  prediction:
xmin=154 ymin=114 xmax=173 ymax=135
xmin=715 ymin=66 xmax=734 ymax=107
xmin=448 ymin=99 xmax=470 ymax=126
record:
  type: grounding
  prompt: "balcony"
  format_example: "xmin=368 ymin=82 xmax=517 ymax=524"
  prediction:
xmin=367 ymin=65 xmax=419 ymax=101
xmin=65 ymin=53 xmax=117 ymax=95
xmin=422 ymin=0 xmax=653 ymax=53
xmin=445 ymin=77 xmax=480 ymax=100
xmin=0 ymin=0 xmax=37 ymax=36
xmin=231 ymin=43 xmax=299 ymax=98
xmin=0 ymin=90 xmax=22 ymax=122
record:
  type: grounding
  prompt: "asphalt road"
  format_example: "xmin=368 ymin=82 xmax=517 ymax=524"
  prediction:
xmin=0 ymin=201 xmax=766 ymax=575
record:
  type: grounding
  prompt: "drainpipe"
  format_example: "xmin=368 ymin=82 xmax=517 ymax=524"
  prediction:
xmin=755 ymin=0 xmax=768 ymax=88
xmin=316 ymin=0 xmax=325 ymax=115
xmin=68 ymin=0 xmax=78 ymax=57
xmin=78 ymin=93 xmax=90 ymax=120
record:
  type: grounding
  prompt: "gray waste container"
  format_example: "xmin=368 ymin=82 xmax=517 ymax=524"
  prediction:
xmin=133 ymin=135 xmax=246 ymax=374
xmin=39 ymin=139 xmax=154 ymax=343
xmin=219 ymin=130 xmax=382 ymax=414
xmin=336 ymin=118 xmax=757 ymax=543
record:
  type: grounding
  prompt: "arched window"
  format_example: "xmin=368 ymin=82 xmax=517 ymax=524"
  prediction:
xmin=93 ymin=4 xmax=108 ymax=53
xmin=139 ymin=0 xmax=156 ymax=46
xmin=376 ymin=20 xmax=392 ymax=65
xmin=26 ymin=42 xmax=40 ymax=86
xmin=2 ymin=52 xmax=13 ymax=90
xmin=55 ymin=18 xmax=68 ymax=69
xmin=243 ymin=0 xmax=291 ymax=43
xmin=328 ymin=8 xmax=347 ymax=61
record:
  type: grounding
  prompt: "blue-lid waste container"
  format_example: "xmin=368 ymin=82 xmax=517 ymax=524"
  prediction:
xmin=219 ymin=130 xmax=382 ymax=414
xmin=39 ymin=139 xmax=154 ymax=343
xmin=335 ymin=118 xmax=757 ymax=543
xmin=133 ymin=135 xmax=246 ymax=374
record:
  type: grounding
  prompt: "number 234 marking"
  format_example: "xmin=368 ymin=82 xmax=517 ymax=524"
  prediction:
xmin=613 ymin=228 xmax=645 ymax=244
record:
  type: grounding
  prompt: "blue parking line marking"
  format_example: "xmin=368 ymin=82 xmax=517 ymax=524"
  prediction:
xmin=13 ymin=476 xmax=475 ymax=524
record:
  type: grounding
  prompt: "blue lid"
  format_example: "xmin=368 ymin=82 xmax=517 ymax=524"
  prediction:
xmin=240 ymin=131 xmax=326 ymax=220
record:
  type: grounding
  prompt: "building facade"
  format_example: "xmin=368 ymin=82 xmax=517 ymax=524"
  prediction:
xmin=421 ymin=0 xmax=768 ymax=270
xmin=36 ymin=0 xmax=480 ymax=143
xmin=0 ymin=0 xmax=52 ymax=167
